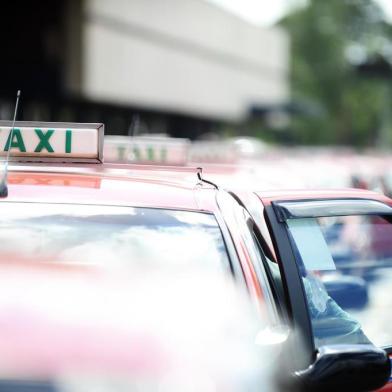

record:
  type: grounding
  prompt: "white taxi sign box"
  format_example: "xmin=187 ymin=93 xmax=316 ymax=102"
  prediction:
xmin=104 ymin=135 xmax=190 ymax=165
xmin=188 ymin=140 xmax=239 ymax=164
xmin=0 ymin=121 xmax=104 ymax=163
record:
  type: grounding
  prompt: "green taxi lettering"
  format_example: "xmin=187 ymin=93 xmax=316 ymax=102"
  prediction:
xmin=65 ymin=130 xmax=72 ymax=153
xmin=147 ymin=146 xmax=154 ymax=161
xmin=117 ymin=145 xmax=126 ymax=161
xmin=160 ymin=147 xmax=167 ymax=162
xmin=34 ymin=129 xmax=54 ymax=153
xmin=4 ymin=129 xmax=26 ymax=152
xmin=133 ymin=147 xmax=141 ymax=161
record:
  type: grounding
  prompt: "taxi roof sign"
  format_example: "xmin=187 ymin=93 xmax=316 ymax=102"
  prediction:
xmin=0 ymin=121 xmax=104 ymax=163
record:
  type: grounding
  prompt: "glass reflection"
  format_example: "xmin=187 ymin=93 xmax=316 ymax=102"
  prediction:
xmin=0 ymin=203 xmax=229 ymax=273
xmin=288 ymin=214 xmax=392 ymax=347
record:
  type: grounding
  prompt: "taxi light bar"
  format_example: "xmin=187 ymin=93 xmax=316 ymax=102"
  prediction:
xmin=104 ymin=135 xmax=189 ymax=165
xmin=0 ymin=121 xmax=104 ymax=163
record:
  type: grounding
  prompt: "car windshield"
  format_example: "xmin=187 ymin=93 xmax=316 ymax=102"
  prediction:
xmin=0 ymin=202 xmax=229 ymax=272
xmin=286 ymin=214 xmax=392 ymax=348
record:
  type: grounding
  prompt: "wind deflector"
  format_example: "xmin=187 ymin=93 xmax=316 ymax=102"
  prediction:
xmin=272 ymin=199 xmax=392 ymax=222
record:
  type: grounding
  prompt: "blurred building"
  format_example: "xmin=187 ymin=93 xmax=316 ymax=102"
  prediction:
xmin=0 ymin=0 xmax=289 ymax=137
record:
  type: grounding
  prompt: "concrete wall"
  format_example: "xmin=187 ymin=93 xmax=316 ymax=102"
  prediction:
xmin=79 ymin=0 xmax=289 ymax=121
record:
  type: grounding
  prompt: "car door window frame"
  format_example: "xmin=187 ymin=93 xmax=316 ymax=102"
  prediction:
xmin=264 ymin=202 xmax=315 ymax=369
xmin=267 ymin=197 xmax=392 ymax=363
xmin=250 ymin=225 xmax=287 ymax=321
xmin=217 ymin=190 xmax=280 ymax=323
xmin=242 ymin=215 xmax=281 ymax=325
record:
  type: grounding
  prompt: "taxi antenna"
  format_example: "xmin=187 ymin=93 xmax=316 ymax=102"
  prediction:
xmin=197 ymin=167 xmax=218 ymax=189
xmin=0 ymin=90 xmax=21 ymax=198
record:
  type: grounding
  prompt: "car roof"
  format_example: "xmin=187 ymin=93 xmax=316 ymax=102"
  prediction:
xmin=3 ymin=163 xmax=218 ymax=212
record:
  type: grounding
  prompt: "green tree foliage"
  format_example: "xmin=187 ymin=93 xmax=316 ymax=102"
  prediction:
xmin=280 ymin=0 xmax=392 ymax=147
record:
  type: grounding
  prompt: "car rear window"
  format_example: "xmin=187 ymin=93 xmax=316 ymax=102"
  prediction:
xmin=0 ymin=202 xmax=229 ymax=272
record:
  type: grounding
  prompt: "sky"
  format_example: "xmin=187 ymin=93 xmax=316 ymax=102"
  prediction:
xmin=376 ymin=0 xmax=392 ymax=21
xmin=207 ymin=0 xmax=392 ymax=26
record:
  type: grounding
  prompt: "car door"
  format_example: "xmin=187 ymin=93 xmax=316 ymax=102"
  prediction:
xmin=262 ymin=197 xmax=392 ymax=390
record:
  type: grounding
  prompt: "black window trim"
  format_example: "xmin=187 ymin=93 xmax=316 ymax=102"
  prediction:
xmin=273 ymin=198 xmax=392 ymax=222
xmin=264 ymin=203 xmax=316 ymax=369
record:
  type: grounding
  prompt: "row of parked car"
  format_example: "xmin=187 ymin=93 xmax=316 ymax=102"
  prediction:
xmin=0 ymin=121 xmax=391 ymax=391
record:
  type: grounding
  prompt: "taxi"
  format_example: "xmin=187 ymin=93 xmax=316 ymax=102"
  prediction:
xmin=230 ymin=188 xmax=392 ymax=391
xmin=0 ymin=121 xmax=391 ymax=391
xmin=0 ymin=121 xmax=270 ymax=391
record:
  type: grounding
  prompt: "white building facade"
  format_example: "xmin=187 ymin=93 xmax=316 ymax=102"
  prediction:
xmin=68 ymin=0 xmax=289 ymax=123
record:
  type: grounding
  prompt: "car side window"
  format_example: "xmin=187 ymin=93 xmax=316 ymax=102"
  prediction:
xmin=286 ymin=214 xmax=392 ymax=349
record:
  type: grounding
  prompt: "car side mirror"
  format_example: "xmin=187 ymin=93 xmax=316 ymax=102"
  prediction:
xmin=289 ymin=344 xmax=390 ymax=391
